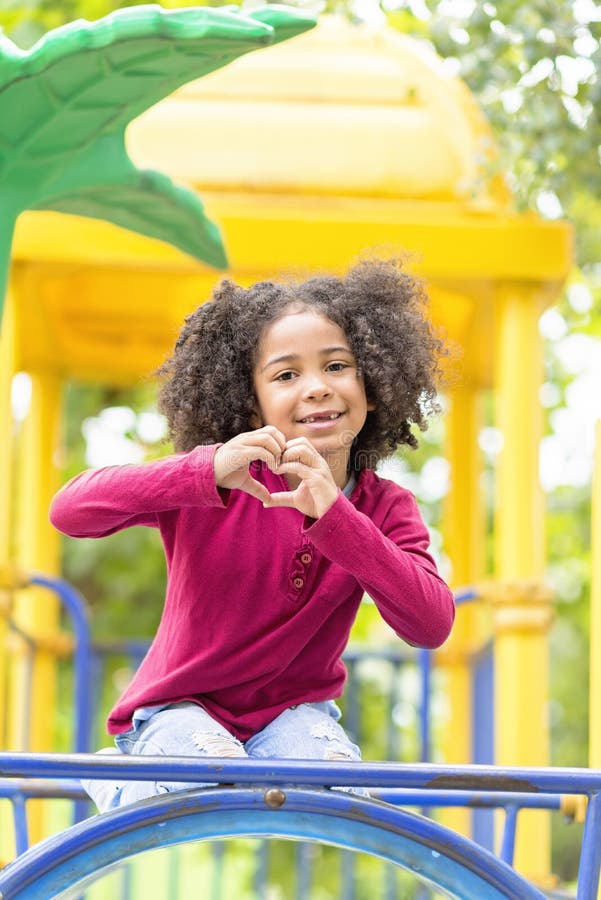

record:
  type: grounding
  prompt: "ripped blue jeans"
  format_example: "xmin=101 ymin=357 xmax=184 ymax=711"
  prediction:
xmin=84 ymin=700 xmax=362 ymax=812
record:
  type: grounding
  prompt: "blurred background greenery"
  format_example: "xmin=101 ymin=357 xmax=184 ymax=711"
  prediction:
xmin=2 ymin=0 xmax=600 ymax=888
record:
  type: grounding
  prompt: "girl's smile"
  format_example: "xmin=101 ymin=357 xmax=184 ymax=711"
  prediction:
xmin=252 ymin=307 xmax=374 ymax=486
xmin=297 ymin=411 xmax=343 ymax=426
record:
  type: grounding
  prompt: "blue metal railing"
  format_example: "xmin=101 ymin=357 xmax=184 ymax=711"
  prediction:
xmin=0 ymin=755 xmax=599 ymax=899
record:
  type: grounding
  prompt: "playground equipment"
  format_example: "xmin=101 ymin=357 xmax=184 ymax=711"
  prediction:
xmin=1 ymin=758 xmax=600 ymax=900
xmin=1 ymin=6 xmax=593 ymax=896
xmin=0 ymin=574 xmax=600 ymax=897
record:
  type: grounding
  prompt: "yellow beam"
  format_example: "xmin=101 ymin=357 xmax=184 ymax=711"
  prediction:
xmin=13 ymin=204 xmax=572 ymax=282
xmin=11 ymin=266 xmax=479 ymax=388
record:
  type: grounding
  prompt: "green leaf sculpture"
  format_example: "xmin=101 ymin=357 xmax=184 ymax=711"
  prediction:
xmin=0 ymin=4 xmax=316 ymax=328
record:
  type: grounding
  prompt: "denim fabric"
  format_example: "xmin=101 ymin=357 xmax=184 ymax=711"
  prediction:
xmin=83 ymin=700 xmax=362 ymax=812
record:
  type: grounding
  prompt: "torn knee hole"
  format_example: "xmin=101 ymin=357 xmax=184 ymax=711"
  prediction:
xmin=324 ymin=749 xmax=354 ymax=761
xmin=191 ymin=731 xmax=246 ymax=758
xmin=310 ymin=722 xmax=341 ymax=741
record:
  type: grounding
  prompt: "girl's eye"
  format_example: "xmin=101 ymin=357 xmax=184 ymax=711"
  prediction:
xmin=327 ymin=362 xmax=349 ymax=372
xmin=275 ymin=371 xmax=296 ymax=382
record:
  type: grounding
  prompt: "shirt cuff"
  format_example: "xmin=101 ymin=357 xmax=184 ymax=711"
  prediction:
xmin=302 ymin=489 xmax=348 ymax=537
xmin=186 ymin=444 xmax=230 ymax=508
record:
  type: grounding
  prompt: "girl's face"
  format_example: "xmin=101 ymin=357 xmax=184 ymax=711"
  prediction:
xmin=252 ymin=307 xmax=374 ymax=482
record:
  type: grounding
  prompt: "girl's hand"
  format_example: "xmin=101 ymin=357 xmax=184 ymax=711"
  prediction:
xmin=213 ymin=426 xmax=286 ymax=503
xmin=264 ymin=437 xmax=339 ymax=519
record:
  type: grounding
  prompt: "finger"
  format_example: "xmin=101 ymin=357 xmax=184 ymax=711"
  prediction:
xmin=243 ymin=433 xmax=286 ymax=467
xmin=226 ymin=442 xmax=281 ymax=472
xmin=254 ymin=425 xmax=287 ymax=453
xmin=281 ymin=445 xmax=320 ymax=467
xmin=283 ymin=438 xmax=324 ymax=465
xmin=262 ymin=491 xmax=296 ymax=508
xmin=278 ymin=447 xmax=318 ymax=472
xmin=284 ymin=437 xmax=317 ymax=452
xmin=275 ymin=461 xmax=316 ymax=479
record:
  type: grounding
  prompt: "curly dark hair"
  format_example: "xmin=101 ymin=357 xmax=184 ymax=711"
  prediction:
xmin=157 ymin=258 xmax=448 ymax=469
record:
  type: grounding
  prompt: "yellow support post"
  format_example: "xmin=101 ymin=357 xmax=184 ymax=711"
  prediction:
xmin=0 ymin=291 xmax=16 ymax=748
xmin=0 ymin=291 xmax=16 ymax=560
xmin=494 ymin=284 xmax=545 ymax=577
xmin=0 ymin=291 xmax=17 ymax=866
xmin=445 ymin=386 xmax=487 ymax=592
xmin=591 ymin=420 xmax=601 ymax=769
xmin=492 ymin=283 xmax=553 ymax=883
xmin=440 ymin=384 xmax=486 ymax=837
xmin=10 ymin=371 xmax=63 ymax=750
xmin=9 ymin=371 xmax=63 ymax=844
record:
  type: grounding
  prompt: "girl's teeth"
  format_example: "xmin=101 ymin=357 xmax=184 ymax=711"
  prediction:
xmin=303 ymin=413 xmax=339 ymax=423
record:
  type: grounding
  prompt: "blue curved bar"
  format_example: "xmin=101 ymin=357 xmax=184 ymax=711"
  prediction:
xmin=28 ymin=575 xmax=93 ymax=824
xmin=0 ymin=787 xmax=545 ymax=900
xmin=29 ymin=576 xmax=92 ymax=755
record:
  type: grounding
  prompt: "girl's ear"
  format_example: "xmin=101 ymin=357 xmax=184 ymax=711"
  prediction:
xmin=366 ymin=399 xmax=376 ymax=412
xmin=250 ymin=407 xmax=262 ymax=429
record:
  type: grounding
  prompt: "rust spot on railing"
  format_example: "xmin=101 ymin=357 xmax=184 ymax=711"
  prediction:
xmin=427 ymin=774 xmax=539 ymax=793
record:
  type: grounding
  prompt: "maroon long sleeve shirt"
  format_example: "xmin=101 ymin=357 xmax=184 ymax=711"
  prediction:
xmin=50 ymin=444 xmax=455 ymax=741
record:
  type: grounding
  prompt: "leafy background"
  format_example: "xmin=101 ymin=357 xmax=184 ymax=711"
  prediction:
xmin=3 ymin=0 xmax=600 ymax=888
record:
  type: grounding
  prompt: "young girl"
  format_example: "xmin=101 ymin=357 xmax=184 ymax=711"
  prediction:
xmin=50 ymin=258 xmax=455 ymax=812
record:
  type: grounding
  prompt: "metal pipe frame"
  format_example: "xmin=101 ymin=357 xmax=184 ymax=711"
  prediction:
xmin=0 ymin=755 xmax=599 ymax=898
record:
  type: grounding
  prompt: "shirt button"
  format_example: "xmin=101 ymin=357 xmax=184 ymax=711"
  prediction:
xmin=293 ymin=576 xmax=304 ymax=589
xmin=300 ymin=553 xmax=312 ymax=565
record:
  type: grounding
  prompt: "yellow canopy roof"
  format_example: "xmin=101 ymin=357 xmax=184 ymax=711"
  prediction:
xmin=10 ymin=16 xmax=571 ymax=387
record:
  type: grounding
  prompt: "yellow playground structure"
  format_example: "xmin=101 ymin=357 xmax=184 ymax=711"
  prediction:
xmin=5 ymin=12 xmax=600 ymax=893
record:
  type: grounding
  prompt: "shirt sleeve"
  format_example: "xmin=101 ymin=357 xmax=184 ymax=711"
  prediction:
xmin=49 ymin=444 xmax=226 ymax=538
xmin=305 ymin=487 xmax=455 ymax=649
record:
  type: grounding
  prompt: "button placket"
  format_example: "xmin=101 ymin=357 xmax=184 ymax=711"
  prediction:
xmin=288 ymin=544 xmax=313 ymax=599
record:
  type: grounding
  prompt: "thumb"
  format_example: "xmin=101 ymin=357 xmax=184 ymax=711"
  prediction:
xmin=240 ymin=476 xmax=272 ymax=505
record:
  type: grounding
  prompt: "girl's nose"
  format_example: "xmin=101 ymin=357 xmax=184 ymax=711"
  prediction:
xmin=303 ymin=375 xmax=332 ymax=400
